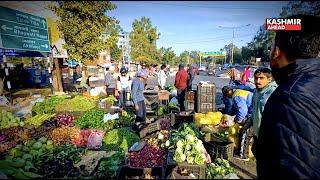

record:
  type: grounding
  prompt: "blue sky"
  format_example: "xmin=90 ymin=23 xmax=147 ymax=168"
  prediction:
xmin=109 ymin=1 xmax=287 ymax=55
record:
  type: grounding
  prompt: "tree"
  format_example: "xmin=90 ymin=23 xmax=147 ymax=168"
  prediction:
xmin=280 ymin=1 xmax=320 ymax=17
xmin=241 ymin=46 xmax=254 ymax=63
xmin=223 ymin=43 xmax=242 ymax=64
xmin=189 ymin=51 xmax=200 ymax=64
xmin=178 ymin=51 xmax=190 ymax=65
xmin=50 ymin=1 xmax=117 ymax=63
xmin=104 ymin=23 xmax=123 ymax=62
xmin=240 ymin=1 xmax=319 ymax=64
xmin=129 ymin=17 xmax=160 ymax=64
xmin=159 ymin=47 xmax=176 ymax=65
xmin=110 ymin=45 xmax=122 ymax=62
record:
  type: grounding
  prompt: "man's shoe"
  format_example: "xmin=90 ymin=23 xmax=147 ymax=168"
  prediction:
xmin=234 ymin=156 xmax=250 ymax=161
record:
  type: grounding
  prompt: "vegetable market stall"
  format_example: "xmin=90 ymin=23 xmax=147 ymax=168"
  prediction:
xmin=0 ymin=91 xmax=256 ymax=179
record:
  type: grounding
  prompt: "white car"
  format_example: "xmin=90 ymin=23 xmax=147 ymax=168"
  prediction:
xmin=199 ymin=66 xmax=206 ymax=71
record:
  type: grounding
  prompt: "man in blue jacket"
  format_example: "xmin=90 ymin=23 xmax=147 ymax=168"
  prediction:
xmin=256 ymin=15 xmax=320 ymax=178
xmin=222 ymin=86 xmax=253 ymax=160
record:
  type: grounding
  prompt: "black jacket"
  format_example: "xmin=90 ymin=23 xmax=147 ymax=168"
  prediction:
xmin=256 ymin=59 xmax=320 ymax=179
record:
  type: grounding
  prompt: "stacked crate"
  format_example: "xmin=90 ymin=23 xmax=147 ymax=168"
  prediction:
xmin=184 ymin=91 xmax=195 ymax=112
xmin=196 ymin=83 xmax=216 ymax=113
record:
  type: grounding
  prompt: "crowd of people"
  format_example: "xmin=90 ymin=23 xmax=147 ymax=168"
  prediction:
xmin=220 ymin=14 xmax=320 ymax=179
xmin=69 ymin=15 xmax=320 ymax=179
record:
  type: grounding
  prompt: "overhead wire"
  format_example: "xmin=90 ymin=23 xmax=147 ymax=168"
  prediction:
xmin=161 ymin=33 xmax=256 ymax=44
xmin=139 ymin=2 xmax=277 ymax=10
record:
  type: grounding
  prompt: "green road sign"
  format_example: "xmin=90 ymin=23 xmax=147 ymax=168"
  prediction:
xmin=200 ymin=51 xmax=226 ymax=57
xmin=0 ymin=6 xmax=50 ymax=52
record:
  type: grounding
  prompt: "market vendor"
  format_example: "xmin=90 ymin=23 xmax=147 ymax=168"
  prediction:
xmin=222 ymin=85 xmax=253 ymax=161
xmin=115 ymin=67 xmax=132 ymax=108
xmin=73 ymin=64 xmax=82 ymax=84
xmin=132 ymin=70 xmax=147 ymax=123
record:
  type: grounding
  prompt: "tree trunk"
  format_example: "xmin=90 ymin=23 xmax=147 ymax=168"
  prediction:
xmin=52 ymin=58 xmax=63 ymax=92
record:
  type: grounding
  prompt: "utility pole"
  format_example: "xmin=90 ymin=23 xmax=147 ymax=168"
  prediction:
xmin=218 ymin=24 xmax=251 ymax=65
xmin=231 ymin=29 xmax=234 ymax=65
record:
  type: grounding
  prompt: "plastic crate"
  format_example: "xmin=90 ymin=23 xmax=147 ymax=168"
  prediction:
xmin=170 ymin=113 xmax=194 ymax=129
xmin=184 ymin=100 xmax=195 ymax=112
xmin=166 ymin=151 xmax=206 ymax=179
xmin=158 ymin=90 xmax=170 ymax=101
xmin=197 ymin=103 xmax=215 ymax=113
xmin=199 ymin=95 xmax=214 ymax=103
xmin=118 ymin=166 xmax=164 ymax=179
xmin=185 ymin=91 xmax=195 ymax=101
xmin=197 ymin=84 xmax=215 ymax=94
xmin=139 ymin=121 xmax=160 ymax=138
xmin=203 ymin=140 xmax=234 ymax=161
xmin=196 ymin=83 xmax=216 ymax=113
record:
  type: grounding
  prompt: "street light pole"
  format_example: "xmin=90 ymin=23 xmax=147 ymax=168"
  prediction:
xmin=218 ymin=24 xmax=251 ymax=65
xmin=231 ymin=29 xmax=234 ymax=65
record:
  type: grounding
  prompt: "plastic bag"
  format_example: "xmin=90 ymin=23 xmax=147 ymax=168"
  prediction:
xmin=170 ymin=97 xmax=178 ymax=104
xmin=220 ymin=114 xmax=236 ymax=127
xmin=87 ymin=130 xmax=105 ymax=150
xmin=103 ymin=113 xmax=119 ymax=122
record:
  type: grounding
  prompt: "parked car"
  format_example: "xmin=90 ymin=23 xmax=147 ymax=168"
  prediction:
xmin=199 ymin=65 xmax=206 ymax=71
xmin=207 ymin=63 xmax=216 ymax=76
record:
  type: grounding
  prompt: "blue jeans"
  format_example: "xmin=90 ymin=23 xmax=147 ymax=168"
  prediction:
xmin=136 ymin=100 xmax=146 ymax=123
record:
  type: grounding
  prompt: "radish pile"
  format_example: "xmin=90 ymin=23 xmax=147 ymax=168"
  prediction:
xmin=129 ymin=145 xmax=166 ymax=168
xmin=55 ymin=114 xmax=75 ymax=126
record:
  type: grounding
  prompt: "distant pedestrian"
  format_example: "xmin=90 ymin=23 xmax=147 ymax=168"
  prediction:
xmin=241 ymin=66 xmax=251 ymax=85
xmin=157 ymin=64 xmax=167 ymax=90
xmin=175 ymin=64 xmax=188 ymax=111
xmin=187 ymin=64 xmax=196 ymax=91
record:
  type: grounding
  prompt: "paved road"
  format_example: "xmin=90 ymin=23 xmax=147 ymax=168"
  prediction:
xmin=145 ymin=73 xmax=230 ymax=105
xmin=107 ymin=70 xmax=230 ymax=105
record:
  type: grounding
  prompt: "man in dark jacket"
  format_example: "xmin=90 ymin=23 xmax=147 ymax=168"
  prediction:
xmin=256 ymin=15 xmax=320 ymax=179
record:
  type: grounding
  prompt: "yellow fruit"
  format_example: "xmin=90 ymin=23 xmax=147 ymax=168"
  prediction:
xmin=228 ymin=127 xmax=237 ymax=135
xmin=248 ymin=145 xmax=254 ymax=158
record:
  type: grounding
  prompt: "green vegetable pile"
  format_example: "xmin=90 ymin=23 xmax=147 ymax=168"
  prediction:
xmin=36 ymin=143 xmax=86 ymax=178
xmin=3 ymin=137 xmax=54 ymax=176
xmin=103 ymin=111 xmax=135 ymax=132
xmin=169 ymin=102 xmax=179 ymax=110
xmin=105 ymin=95 xmax=117 ymax=105
xmin=206 ymin=158 xmax=239 ymax=179
xmin=0 ymin=110 xmax=24 ymax=129
xmin=32 ymin=96 xmax=67 ymax=115
xmin=214 ymin=131 xmax=229 ymax=141
xmin=157 ymin=106 xmax=168 ymax=116
xmin=0 ymin=160 xmax=41 ymax=179
xmin=55 ymin=95 xmax=96 ymax=112
xmin=170 ymin=123 xmax=206 ymax=165
xmin=75 ymin=109 xmax=105 ymax=129
xmin=165 ymin=84 xmax=176 ymax=92
xmin=25 ymin=114 xmax=56 ymax=127
xmin=102 ymin=128 xmax=140 ymax=152
xmin=93 ymin=151 xmax=125 ymax=179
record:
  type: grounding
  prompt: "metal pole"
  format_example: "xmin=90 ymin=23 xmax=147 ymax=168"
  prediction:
xmin=47 ymin=55 xmax=53 ymax=94
xmin=199 ymin=55 xmax=202 ymax=67
xmin=231 ymin=29 xmax=234 ymax=65
xmin=3 ymin=54 xmax=12 ymax=104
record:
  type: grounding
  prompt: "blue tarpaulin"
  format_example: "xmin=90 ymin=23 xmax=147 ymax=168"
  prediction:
xmin=67 ymin=59 xmax=78 ymax=67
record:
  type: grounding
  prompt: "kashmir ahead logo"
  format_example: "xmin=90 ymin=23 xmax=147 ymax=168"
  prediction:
xmin=266 ymin=18 xmax=302 ymax=30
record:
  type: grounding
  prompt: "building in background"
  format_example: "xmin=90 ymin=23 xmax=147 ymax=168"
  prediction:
xmin=117 ymin=32 xmax=131 ymax=64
